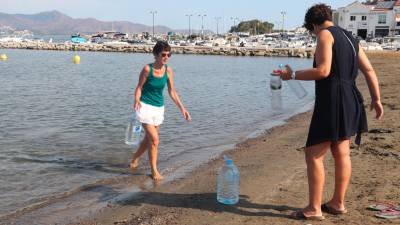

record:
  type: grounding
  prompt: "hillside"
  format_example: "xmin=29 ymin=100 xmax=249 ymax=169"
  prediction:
xmin=0 ymin=10 xmax=172 ymax=35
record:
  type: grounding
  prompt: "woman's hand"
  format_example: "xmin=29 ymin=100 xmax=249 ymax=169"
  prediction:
xmin=182 ymin=109 xmax=192 ymax=122
xmin=271 ymin=65 xmax=294 ymax=80
xmin=133 ymin=100 xmax=141 ymax=111
xmin=370 ymin=100 xmax=383 ymax=120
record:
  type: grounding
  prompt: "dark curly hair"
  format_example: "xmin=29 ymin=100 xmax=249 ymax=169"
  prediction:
xmin=153 ymin=41 xmax=171 ymax=56
xmin=303 ymin=4 xmax=332 ymax=32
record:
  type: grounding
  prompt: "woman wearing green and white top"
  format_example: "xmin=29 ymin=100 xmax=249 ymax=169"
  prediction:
xmin=130 ymin=41 xmax=191 ymax=181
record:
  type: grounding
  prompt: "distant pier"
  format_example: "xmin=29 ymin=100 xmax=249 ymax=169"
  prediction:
xmin=0 ymin=41 xmax=315 ymax=58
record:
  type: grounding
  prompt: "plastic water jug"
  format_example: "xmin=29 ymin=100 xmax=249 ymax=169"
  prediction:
xmin=270 ymin=68 xmax=282 ymax=90
xmin=125 ymin=112 xmax=142 ymax=146
xmin=279 ymin=64 xmax=307 ymax=99
xmin=217 ymin=155 xmax=240 ymax=205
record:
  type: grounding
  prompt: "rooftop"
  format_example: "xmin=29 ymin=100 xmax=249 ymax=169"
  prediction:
xmin=374 ymin=0 xmax=396 ymax=9
xmin=362 ymin=0 xmax=400 ymax=8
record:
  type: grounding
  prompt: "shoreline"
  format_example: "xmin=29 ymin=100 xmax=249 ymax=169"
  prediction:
xmin=1 ymin=52 xmax=399 ymax=225
xmin=0 ymin=41 xmax=315 ymax=58
xmin=0 ymin=98 xmax=316 ymax=225
xmin=80 ymin=51 xmax=400 ymax=225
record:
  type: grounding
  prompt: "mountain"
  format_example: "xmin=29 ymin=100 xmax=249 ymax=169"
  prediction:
xmin=0 ymin=10 xmax=172 ymax=35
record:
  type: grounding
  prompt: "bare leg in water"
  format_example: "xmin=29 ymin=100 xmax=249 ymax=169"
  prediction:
xmin=130 ymin=124 xmax=163 ymax=180
xmin=130 ymin=136 xmax=149 ymax=169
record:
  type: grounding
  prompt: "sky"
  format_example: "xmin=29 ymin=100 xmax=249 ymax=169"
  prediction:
xmin=1 ymin=0 xmax=356 ymax=32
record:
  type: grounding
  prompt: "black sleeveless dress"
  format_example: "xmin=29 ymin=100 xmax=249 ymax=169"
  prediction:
xmin=306 ymin=26 xmax=368 ymax=147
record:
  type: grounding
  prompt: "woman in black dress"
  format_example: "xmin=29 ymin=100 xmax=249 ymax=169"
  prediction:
xmin=275 ymin=4 xmax=383 ymax=220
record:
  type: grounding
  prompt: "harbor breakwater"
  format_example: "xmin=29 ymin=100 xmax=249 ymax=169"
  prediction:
xmin=0 ymin=41 xmax=315 ymax=58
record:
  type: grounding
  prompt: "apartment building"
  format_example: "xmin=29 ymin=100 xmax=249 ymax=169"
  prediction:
xmin=333 ymin=0 xmax=400 ymax=38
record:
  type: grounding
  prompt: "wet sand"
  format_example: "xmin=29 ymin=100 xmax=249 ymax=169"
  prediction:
xmin=68 ymin=51 xmax=400 ymax=224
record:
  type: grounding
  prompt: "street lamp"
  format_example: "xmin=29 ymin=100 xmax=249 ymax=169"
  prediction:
xmin=150 ymin=11 xmax=157 ymax=39
xmin=198 ymin=14 xmax=207 ymax=38
xmin=275 ymin=21 xmax=281 ymax=32
xmin=215 ymin=17 xmax=222 ymax=36
xmin=280 ymin=11 xmax=286 ymax=33
xmin=230 ymin=17 xmax=239 ymax=33
xmin=185 ymin=14 xmax=193 ymax=39
xmin=256 ymin=21 xmax=260 ymax=35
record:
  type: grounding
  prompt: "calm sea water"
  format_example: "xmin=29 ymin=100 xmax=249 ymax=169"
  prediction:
xmin=0 ymin=49 xmax=314 ymax=221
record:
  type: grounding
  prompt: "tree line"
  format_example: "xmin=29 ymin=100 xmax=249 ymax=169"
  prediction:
xmin=229 ymin=20 xmax=277 ymax=35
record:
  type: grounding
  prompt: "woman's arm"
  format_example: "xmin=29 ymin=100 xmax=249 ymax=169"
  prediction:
xmin=167 ymin=67 xmax=191 ymax=121
xmin=133 ymin=65 xmax=150 ymax=110
xmin=357 ymin=47 xmax=384 ymax=119
xmin=280 ymin=29 xmax=334 ymax=80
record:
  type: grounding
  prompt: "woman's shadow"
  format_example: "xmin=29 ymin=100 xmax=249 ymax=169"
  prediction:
xmin=112 ymin=191 xmax=299 ymax=218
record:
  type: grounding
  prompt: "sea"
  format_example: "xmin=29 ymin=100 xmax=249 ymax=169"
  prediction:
xmin=0 ymin=48 xmax=315 ymax=224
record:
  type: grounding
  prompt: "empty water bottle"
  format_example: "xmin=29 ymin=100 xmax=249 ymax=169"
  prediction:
xmin=125 ymin=112 xmax=142 ymax=146
xmin=271 ymin=90 xmax=283 ymax=114
xmin=217 ymin=155 xmax=240 ymax=205
xmin=270 ymin=71 xmax=282 ymax=90
xmin=279 ymin=64 xmax=307 ymax=99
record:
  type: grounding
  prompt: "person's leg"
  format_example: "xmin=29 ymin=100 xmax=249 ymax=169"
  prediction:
xmin=302 ymin=141 xmax=331 ymax=216
xmin=143 ymin=124 xmax=163 ymax=180
xmin=130 ymin=135 xmax=149 ymax=169
xmin=327 ymin=139 xmax=351 ymax=211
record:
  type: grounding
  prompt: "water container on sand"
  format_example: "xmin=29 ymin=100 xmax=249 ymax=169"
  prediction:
xmin=217 ymin=155 xmax=240 ymax=205
xmin=279 ymin=64 xmax=307 ymax=99
xmin=125 ymin=112 xmax=142 ymax=146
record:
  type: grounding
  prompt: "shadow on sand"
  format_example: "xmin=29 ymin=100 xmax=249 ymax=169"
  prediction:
xmin=86 ymin=185 xmax=300 ymax=218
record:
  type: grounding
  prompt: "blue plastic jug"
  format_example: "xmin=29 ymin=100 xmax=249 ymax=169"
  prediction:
xmin=217 ymin=155 xmax=240 ymax=205
xmin=125 ymin=112 xmax=142 ymax=146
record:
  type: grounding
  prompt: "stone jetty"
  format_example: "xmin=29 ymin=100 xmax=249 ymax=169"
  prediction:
xmin=0 ymin=41 xmax=315 ymax=58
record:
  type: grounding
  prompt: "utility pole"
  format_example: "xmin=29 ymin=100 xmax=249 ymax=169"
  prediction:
xmin=215 ymin=17 xmax=222 ymax=36
xmin=185 ymin=14 xmax=193 ymax=39
xmin=150 ymin=11 xmax=157 ymax=39
xmin=280 ymin=11 xmax=286 ymax=34
xmin=257 ymin=21 xmax=259 ymax=35
xmin=230 ymin=17 xmax=239 ymax=33
xmin=275 ymin=21 xmax=281 ymax=32
xmin=198 ymin=14 xmax=207 ymax=38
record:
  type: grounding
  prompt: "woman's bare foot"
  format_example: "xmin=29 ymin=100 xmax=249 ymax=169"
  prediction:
xmin=291 ymin=206 xmax=323 ymax=219
xmin=322 ymin=201 xmax=348 ymax=214
xmin=151 ymin=170 xmax=164 ymax=181
xmin=130 ymin=159 xmax=139 ymax=170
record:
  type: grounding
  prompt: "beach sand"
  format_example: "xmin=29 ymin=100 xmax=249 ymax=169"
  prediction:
xmin=76 ymin=51 xmax=400 ymax=225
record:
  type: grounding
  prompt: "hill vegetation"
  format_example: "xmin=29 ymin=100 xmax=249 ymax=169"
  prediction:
xmin=229 ymin=20 xmax=274 ymax=35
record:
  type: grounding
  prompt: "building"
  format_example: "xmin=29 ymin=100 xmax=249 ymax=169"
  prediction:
xmin=333 ymin=0 xmax=400 ymax=39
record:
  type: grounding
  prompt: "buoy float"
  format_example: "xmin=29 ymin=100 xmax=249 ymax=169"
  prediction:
xmin=0 ymin=54 xmax=8 ymax=61
xmin=73 ymin=54 xmax=80 ymax=64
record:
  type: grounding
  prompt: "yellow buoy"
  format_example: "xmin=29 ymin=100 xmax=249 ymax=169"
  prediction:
xmin=73 ymin=54 xmax=80 ymax=64
xmin=0 ymin=54 xmax=8 ymax=61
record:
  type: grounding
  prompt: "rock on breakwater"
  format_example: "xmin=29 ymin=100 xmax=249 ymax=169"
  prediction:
xmin=0 ymin=41 xmax=315 ymax=58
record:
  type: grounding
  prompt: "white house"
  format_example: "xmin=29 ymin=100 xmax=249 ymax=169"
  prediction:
xmin=333 ymin=0 xmax=400 ymax=38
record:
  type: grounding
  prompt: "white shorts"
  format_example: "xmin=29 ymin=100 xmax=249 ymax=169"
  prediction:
xmin=136 ymin=101 xmax=165 ymax=126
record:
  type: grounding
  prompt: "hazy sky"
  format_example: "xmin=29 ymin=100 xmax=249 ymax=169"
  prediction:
xmin=1 ymin=0 xmax=355 ymax=32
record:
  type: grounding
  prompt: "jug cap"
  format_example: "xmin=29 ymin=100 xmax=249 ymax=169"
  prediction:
xmin=223 ymin=155 xmax=233 ymax=165
xmin=225 ymin=159 xmax=233 ymax=165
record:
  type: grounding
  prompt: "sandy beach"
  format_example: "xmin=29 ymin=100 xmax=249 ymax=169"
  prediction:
xmin=66 ymin=51 xmax=400 ymax=225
